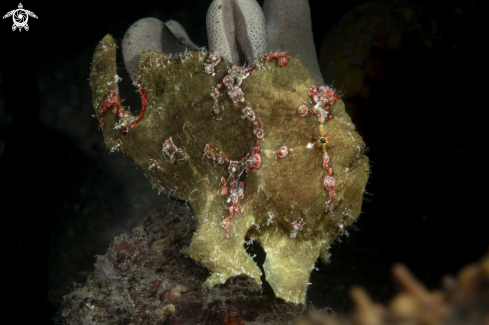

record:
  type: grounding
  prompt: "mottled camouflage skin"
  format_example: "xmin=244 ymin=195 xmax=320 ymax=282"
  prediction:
xmin=90 ymin=35 xmax=369 ymax=304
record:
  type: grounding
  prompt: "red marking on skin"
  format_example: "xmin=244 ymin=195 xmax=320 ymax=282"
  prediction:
xmin=304 ymin=85 xmax=340 ymax=123
xmin=98 ymin=79 xmax=153 ymax=132
xmin=149 ymin=159 xmax=160 ymax=171
xmin=267 ymin=52 xmax=291 ymax=67
xmin=329 ymin=190 xmax=337 ymax=200
xmin=98 ymin=89 xmax=122 ymax=130
xmin=247 ymin=153 xmax=261 ymax=172
xmin=323 ymin=176 xmax=337 ymax=200
xmin=155 ymin=178 xmax=174 ymax=195
xmin=323 ymin=176 xmax=336 ymax=191
xmin=162 ymin=137 xmax=178 ymax=162
xmin=245 ymin=66 xmax=257 ymax=74
xmin=322 ymin=151 xmax=334 ymax=176
xmin=222 ymin=74 xmax=231 ymax=85
xmin=220 ymin=188 xmax=247 ymax=238
xmin=222 ymin=65 xmax=253 ymax=104
xmin=213 ymin=89 xmax=222 ymax=98
xmin=221 ymin=205 xmax=235 ymax=237
xmin=253 ymin=127 xmax=264 ymax=139
xmin=115 ymin=138 xmax=123 ymax=150
xmin=204 ymin=105 xmax=264 ymax=238
xmin=238 ymin=182 xmax=245 ymax=199
xmin=254 ymin=141 xmax=261 ymax=153
xmin=322 ymin=151 xmax=330 ymax=166
xmin=212 ymin=86 xmax=223 ymax=99
xmin=298 ymin=104 xmax=308 ymax=117
xmin=203 ymin=144 xmax=226 ymax=163
xmin=234 ymin=206 xmax=244 ymax=214
xmin=291 ymin=220 xmax=305 ymax=231
xmin=112 ymin=74 xmax=120 ymax=84
xmin=308 ymin=86 xmax=319 ymax=103
xmin=342 ymin=209 xmax=354 ymax=219
xmin=220 ymin=176 xmax=227 ymax=196
xmin=211 ymin=82 xmax=224 ymax=111
xmin=129 ymin=87 xmax=148 ymax=129
xmin=320 ymin=86 xmax=340 ymax=105
xmin=204 ymin=52 xmax=222 ymax=75
xmin=242 ymin=104 xmax=255 ymax=121
xmin=277 ymin=146 xmax=290 ymax=158
xmin=203 ymin=144 xmax=216 ymax=161
xmin=336 ymin=220 xmax=346 ymax=231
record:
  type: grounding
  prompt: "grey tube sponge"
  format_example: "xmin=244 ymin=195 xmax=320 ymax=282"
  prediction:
xmin=122 ymin=18 xmax=191 ymax=81
xmin=164 ymin=19 xmax=199 ymax=50
xmin=206 ymin=0 xmax=267 ymax=65
xmin=263 ymin=0 xmax=324 ymax=85
xmin=121 ymin=1 xmax=324 ymax=84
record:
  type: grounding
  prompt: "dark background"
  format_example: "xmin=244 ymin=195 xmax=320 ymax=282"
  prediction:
xmin=0 ymin=0 xmax=487 ymax=324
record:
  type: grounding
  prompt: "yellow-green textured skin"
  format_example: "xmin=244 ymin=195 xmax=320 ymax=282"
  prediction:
xmin=90 ymin=35 xmax=369 ymax=304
